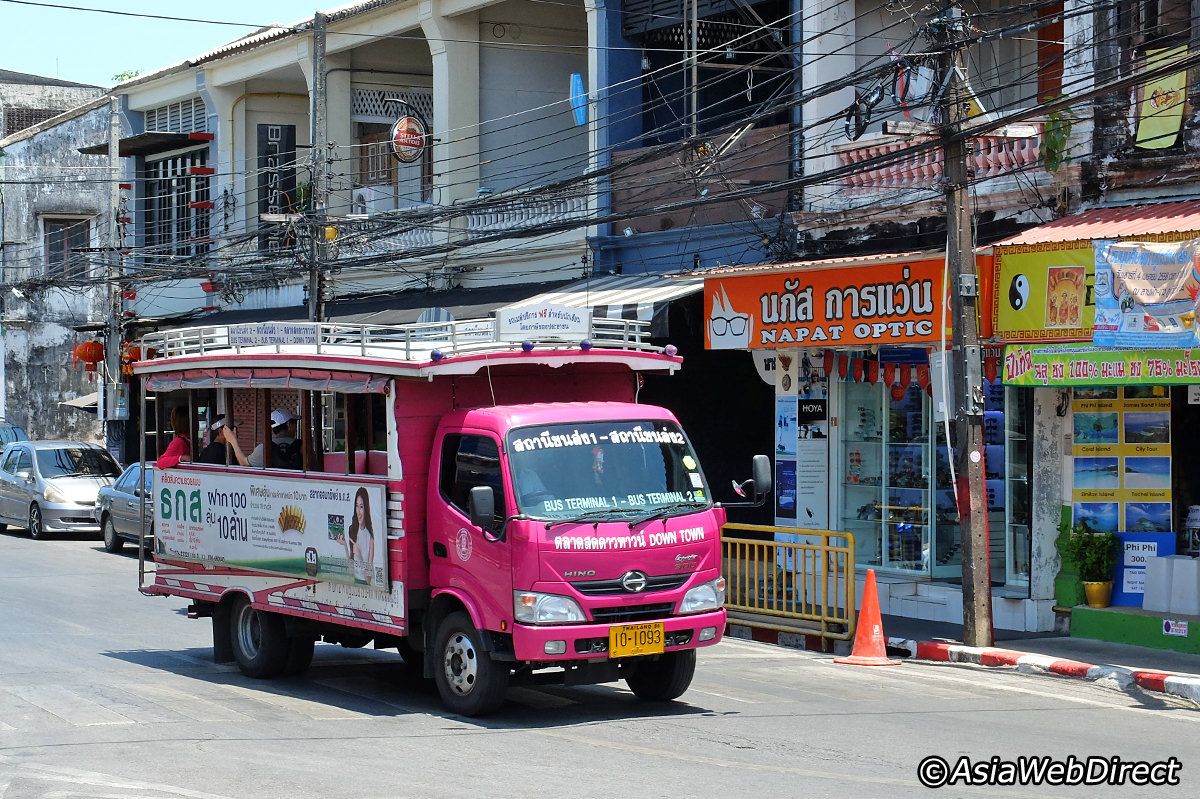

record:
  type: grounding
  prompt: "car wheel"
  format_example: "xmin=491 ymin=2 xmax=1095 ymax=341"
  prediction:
xmin=228 ymin=595 xmax=289 ymax=678
xmin=433 ymin=611 xmax=509 ymax=716
xmin=28 ymin=504 xmax=45 ymax=540
xmin=103 ymin=517 xmax=124 ymax=553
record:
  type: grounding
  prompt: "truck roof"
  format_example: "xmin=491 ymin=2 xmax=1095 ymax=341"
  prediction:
xmin=133 ymin=318 xmax=681 ymax=382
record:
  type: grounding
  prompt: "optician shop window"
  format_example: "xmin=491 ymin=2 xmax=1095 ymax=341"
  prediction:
xmin=839 ymin=363 xmax=1030 ymax=584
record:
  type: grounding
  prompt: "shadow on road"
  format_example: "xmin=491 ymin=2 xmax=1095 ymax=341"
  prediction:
xmin=100 ymin=644 xmax=719 ymax=728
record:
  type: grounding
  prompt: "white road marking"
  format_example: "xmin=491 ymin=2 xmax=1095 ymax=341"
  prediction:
xmin=216 ymin=682 xmax=368 ymax=720
xmin=119 ymin=683 xmax=253 ymax=723
xmin=0 ymin=755 xmax=236 ymax=799
xmin=3 ymin=686 xmax=134 ymax=727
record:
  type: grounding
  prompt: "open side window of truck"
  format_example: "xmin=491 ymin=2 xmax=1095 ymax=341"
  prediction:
xmin=439 ymin=433 xmax=507 ymax=532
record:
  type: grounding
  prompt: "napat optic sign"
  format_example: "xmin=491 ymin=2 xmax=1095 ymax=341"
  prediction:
xmin=703 ymin=258 xmax=945 ymax=350
xmin=497 ymin=303 xmax=591 ymax=341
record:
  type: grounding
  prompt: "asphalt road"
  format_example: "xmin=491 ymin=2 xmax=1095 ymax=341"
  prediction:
xmin=0 ymin=531 xmax=1196 ymax=799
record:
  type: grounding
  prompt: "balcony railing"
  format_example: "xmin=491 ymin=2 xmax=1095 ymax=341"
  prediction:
xmin=465 ymin=186 xmax=589 ymax=239
xmin=830 ymin=123 xmax=1044 ymax=190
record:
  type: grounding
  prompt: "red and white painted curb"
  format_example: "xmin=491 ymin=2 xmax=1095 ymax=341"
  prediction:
xmin=889 ymin=638 xmax=1200 ymax=705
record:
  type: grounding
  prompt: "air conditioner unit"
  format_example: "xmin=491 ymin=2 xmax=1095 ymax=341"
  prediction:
xmin=351 ymin=185 xmax=397 ymax=217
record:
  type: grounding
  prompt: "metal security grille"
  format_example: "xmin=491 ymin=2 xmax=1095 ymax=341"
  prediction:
xmin=143 ymin=148 xmax=210 ymax=259
xmin=144 ymin=97 xmax=208 ymax=133
xmin=351 ymin=87 xmax=433 ymax=123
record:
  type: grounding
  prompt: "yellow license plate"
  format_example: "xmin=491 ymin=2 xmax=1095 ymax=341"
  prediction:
xmin=609 ymin=622 xmax=665 ymax=658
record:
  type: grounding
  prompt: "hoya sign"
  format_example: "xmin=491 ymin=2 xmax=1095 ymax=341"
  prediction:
xmin=497 ymin=303 xmax=591 ymax=341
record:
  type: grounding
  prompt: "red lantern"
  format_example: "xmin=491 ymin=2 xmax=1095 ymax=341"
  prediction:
xmin=898 ymin=364 xmax=911 ymax=389
xmin=884 ymin=362 xmax=896 ymax=387
xmin=823 ymin=350 xmax=834 ymax=375
xmin=73 ymin=340 xmax=104 ymax=374
xmin=917 ymin=364 xmax=931 ymax=390
xmin=838 ymin=354 xmax=849 ymax=379
xmin=119 ymin=343 xmax=142 ymax=377
xmin=890 ymin=383 xmax=906 ymax=401
xmin=984 ymin=358 xmax=998 ymax=383
xmin=867 ymin=361 xmax=880 ymax=384
xmin=852 ymin=358 xmax=865 ymax=383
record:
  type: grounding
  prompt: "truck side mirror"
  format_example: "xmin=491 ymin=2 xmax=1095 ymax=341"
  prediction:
xmin=468 ymin=485 xmax=496 ymax=531
xmin=751 ymin=454 xmax=772 ymax=497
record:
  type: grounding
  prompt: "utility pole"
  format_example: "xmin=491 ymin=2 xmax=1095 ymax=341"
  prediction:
xmin=689 ymin=0 xmax=699 ymax=139
xmin=936 ymin=5 xmax=993 ymax=647
xmin=106 ymin=95 xmax=122 ymax=459
xmin=308 ymin=11 xmax=328 ymax=323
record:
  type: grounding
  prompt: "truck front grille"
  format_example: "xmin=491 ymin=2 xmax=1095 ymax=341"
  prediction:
xmin=570 ymin=574 xmax=689 ymax=595
xmin=590 ymin=603 xmax=674 ymax=623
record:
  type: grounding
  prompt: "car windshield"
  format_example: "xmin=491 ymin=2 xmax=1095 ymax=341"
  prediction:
xmin=507 ymin=420 xmax=709 ymax=520
xmin=36 ymin=447 xmax=120 ymax=478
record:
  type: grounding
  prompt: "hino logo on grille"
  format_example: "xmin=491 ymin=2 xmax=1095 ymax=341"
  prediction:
xmin=620 ymin=570 xmax=648 ymax=592
xmin=563 ymin=570 xmax=596 ymax=578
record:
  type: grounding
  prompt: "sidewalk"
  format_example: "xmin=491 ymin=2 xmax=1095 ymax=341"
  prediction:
xmin=879 ymin=616 xmax=1200 ymax=706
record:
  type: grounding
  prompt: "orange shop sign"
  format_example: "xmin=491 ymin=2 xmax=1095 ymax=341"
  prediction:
xmin=704 ymin=257 xmax=945 ymax=350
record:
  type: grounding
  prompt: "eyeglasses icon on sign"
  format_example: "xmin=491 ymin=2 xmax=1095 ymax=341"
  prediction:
xmin=710 ymin=315 xmax=748 ymax=337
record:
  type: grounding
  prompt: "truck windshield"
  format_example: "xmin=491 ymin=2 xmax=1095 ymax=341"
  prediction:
xmin=507 ymin=421 xmax=709 ymax=521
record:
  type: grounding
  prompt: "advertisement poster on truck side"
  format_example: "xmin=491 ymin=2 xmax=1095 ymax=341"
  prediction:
xmin=154 ymin=469 xmax=388 ymax=588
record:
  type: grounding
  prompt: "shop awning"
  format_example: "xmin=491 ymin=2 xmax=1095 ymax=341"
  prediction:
xmin=496 ymin=273 xmax=705 ymax=337
xmin=58 ymin=392 xmax=98 ymax=413
xmin=78 ymin=131 xmax=214 ymax=158
xmin=130 ymin=280 xmax=576 ymax=332
xmin=994 ymin=200 xmax=1200 ymax=247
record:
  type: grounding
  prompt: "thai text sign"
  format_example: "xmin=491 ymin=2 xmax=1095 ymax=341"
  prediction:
xmin=1003 ymin=343 xmax=1200 ymax=386
xmin=993 ymin=244 xmax=1095 ymax=342
xmin=703 ymin=258 xmax=945 ymax=349
xmin=1093 ymin=239 xmax=1200 ymax=348
xmin=153 ymin=469 xmax=388 ymax=587
xmin=230 ymin=322 xmax=319 ymax=347
xmin=497 ymin=303 xmax=591 ymax=341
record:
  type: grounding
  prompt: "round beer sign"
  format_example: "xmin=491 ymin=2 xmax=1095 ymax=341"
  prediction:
xmin=390 ymin=115 xmax=427 ymax=164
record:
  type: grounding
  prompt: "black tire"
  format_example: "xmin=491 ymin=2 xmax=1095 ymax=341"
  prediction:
xmin=102 ymin=517 xmax=124 ymax=553
xmin=28 ymin=504 xmax=45 ymax=540
xmin=228 ymin=596 xmax=290 ymax=678
xmin=282 ymin=636 xmax=315 ymax=676
xmin=395 ymin=637 xmax=426 ymax=680
xmin=625 ymin=649 xmax=697 ymax=702
xmin=433 ymin=611 xmax=509 ymax=716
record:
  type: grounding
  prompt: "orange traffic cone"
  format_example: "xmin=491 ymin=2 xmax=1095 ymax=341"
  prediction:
xmin=834 ymin=569 xmax=900 ymax=666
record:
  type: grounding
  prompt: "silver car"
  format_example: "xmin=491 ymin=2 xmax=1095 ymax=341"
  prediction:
xmin=96 ymin=463 xmax=153 ymax=553
xmin=0 ymin=441 xmax=120 ymax=539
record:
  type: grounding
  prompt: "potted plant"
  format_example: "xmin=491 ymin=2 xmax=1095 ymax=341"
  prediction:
xmin=1061 ymin=524 xmax=1119 ymax=608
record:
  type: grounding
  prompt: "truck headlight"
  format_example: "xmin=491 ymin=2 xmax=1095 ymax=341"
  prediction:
xmin=513 ymin=591 xmax=586 ymax=625
xmin=44 ymin=485 xmax=67 ymax=503
xmin=679 ymin=577 xmax=727 ymax=614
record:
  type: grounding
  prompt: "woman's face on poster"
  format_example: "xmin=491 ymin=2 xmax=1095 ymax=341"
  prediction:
xmin=355 ymin=494 xmax=366 ymax=524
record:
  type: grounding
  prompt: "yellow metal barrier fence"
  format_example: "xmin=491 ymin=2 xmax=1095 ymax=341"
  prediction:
xmin=722 ymin=524 xmax=856 ymax=641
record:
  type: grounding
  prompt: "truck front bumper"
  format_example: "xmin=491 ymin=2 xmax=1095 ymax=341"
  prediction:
xmin=511 ymin=609 xmax=726 ymax=662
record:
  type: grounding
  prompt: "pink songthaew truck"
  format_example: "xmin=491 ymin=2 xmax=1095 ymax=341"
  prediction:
xmin=134 ymin=314 xmax=769 ymax=715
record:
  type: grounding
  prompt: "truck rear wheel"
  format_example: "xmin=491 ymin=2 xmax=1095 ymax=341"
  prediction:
xmin=625 ymin=650 xmax=696 ymax=702
xmin=229 ymin=596 xmax=289 ymax=678
xmin=433 ymin=611 xmax=509 ymax=716
xmin=283 ymin=635 xmax=316 ymax=676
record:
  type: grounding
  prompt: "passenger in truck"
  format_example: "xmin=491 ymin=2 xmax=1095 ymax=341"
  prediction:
xmin=155 ymin=406 xmax=192 ymax=469
xmin=248 ymin=408 xmax=301 ymax=469
xmin=197 ymin=415 xmax=248 ymax=466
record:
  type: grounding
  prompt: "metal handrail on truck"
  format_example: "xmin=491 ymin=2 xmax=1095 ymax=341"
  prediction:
xmin=140 ymin=316 xmax=658 ymax=361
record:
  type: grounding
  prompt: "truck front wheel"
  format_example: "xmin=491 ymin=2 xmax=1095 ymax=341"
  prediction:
xmin=625 ymin=649 xmax=696 ymax=702
xmin=229 ymin=596 xmax=290 ymax=678
xmin=433 ymin=611 xmax=509 ymax=716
